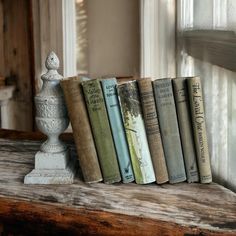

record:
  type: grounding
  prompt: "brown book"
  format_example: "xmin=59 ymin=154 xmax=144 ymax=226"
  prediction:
xmin=60 ymin=76 xmax=103 ymax=183
xmin=137 ymin=77 xmax=168 ymax=184
xmin=187 ymin=76 xmax=212 ymax=183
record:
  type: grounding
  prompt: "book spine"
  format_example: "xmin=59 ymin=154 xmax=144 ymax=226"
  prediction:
xmin=153 ymin=78 xmax=186 ymax=184
xmin=81 ymin=79 xmax=121 ymax=184
xmin=187 ymin=76 xmax=212 ymax=183
xmin=172 ymin=78 xmax=199 ymax=183
xmin=60 ymin=77 xmax=102 ymax=183
xmin=101 ymin=78 xmax=134 ymax=183
xmin=137 ymin=78 xmax=168 ymax=184
xmin=117 ymin=81 xmax=156 ymax=184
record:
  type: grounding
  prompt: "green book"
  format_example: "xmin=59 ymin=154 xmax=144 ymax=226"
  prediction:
xmin=172 ymin=77 xmax=199 ymax=183
xmin=153 ymin=78 xmax=186 ymax=184
xmin=81 ymin=79 xmax=121 ymax=184
xmin=117 ymin=81 xmax=156 ymax=184
xmin=187 ymin=76 xmax=212 ymax=183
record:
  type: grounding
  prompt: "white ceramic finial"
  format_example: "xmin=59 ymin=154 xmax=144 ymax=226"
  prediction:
xmin=24 ymin=52 xmax=76 ymax=185
xmin=45 ymin=51 xmax=60 ymax=70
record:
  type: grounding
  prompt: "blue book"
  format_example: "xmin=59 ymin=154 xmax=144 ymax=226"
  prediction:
xmin=101 ymin=78 xmax=134 ymax=183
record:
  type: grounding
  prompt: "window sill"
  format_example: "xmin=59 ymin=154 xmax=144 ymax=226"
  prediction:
xmin=179 ymin=30 xmax=236 ymax=72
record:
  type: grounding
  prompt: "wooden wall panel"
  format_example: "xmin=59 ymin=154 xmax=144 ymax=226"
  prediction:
xmin=0 ymin=0 xmax=4 ymax=76
xmin=32 ymin=0 xmax=76 ymax=95
xmin=32 ymin=0 xmax=63 ymax=93
xmin=2 ymin=0 xmax=33 ymax=131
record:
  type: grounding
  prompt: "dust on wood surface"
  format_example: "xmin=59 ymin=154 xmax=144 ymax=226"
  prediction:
xmin=0 ymin=130 xmax=236 ymax=235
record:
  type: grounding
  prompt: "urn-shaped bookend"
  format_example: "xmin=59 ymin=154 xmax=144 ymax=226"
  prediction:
xmin=24 ymin=52 xmax=76 ymax=184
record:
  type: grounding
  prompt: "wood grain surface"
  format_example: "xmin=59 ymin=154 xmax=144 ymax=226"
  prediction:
xmin=0 ymin=130 xmax=236 ymax=235
xmin=0 ymin=0 xmax=4 ymax=77
xmin=2 ymin=0 xmax=34 ymax=131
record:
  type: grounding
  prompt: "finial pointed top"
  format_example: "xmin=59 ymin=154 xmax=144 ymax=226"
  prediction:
xmin=45 ymin=51 xmax=60 ymax=70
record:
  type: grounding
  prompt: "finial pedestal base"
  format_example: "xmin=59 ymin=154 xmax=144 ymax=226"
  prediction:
xmin=24 ymin=149 xmax=76 ymax=184
xmin=24 ymin=51 xmax=75 ymax=185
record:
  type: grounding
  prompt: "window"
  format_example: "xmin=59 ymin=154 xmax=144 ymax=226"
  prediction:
xmin=32 ymin=0 xmax=235 ymax=191
xmin=140 ymin=0 xmax=236 ymax=191
xmin=177 ymin=0 xmax=236 ymax=192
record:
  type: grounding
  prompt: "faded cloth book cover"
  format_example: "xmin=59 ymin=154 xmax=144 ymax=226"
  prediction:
xmin=153 ymin=78 xmax=186 ymax=184
xmin=60 ymin=76 xmax=102 ymax=183
xmin=101 ymin=78 xmax=134 ymax=183
xmin=81 ymin=79 xmax=121 ymax=184
xmin=187 ymin=76 xmax=212 ymax=184
xmin=117 ymin=81 xmax=156 ymax=184
xmin=172 ymin=77 xmax=199 ymax=183
xmin=137 ymin=77 xmax=168 ymax=184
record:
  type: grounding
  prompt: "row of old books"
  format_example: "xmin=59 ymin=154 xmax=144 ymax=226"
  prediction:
xmin=60 ymin=76 xmax=212 ymax=185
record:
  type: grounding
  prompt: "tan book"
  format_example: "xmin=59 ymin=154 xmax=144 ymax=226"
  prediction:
xmin=137 ymin=78 xmax=168 ymax=184
xmin=187 ymin=76 xmax=212 ymax=184
xmin=60 ymin=76 xmax=103 ymax=183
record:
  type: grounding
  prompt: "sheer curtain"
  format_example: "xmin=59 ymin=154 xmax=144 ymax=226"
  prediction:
xmin=140 ymin=0 xmax=176 ymax=78
xmin=141 ymin=0 xmax=236 ymax=192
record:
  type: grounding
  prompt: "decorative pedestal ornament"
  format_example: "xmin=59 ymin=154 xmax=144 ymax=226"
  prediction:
xmin=24 ymin=52 xmax=76 ymax=184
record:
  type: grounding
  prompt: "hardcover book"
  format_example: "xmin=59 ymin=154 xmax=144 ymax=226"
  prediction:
xmin=101 ymin=78 xmax=134 ymax=183
xmin=60 ymin=76 xmax=103 ymax=183
xmin=172 ymin=77 xmax=199 ymax=183
xmin=117 ymin=81 xmax=156 ymax=184
xmin=187 ymin=76 xmax=212 ymax=183
xmin=81 ymin=79 xmax=121 ymax=184
xmin=153 ymin=78 xmax=186 ymax=184
xmin=137 ymin=77 xmax=168 ymax=184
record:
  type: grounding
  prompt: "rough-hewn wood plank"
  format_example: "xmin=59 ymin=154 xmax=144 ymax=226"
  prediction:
xmin=0 ymin=197 xmax=231 ymax=236
xmin=0 ymin=129 xmax=73 ymax=142
xmin=0 ymin=134 xmax=236 ymax=235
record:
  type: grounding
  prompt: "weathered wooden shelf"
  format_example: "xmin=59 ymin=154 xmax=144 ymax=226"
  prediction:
xmin=0 ymin=129 xmax=236 ymax=235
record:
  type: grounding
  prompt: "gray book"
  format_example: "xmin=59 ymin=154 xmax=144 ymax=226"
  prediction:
xmin=172 ymin=77 xmax=199 ymax=183
xmin=153 ymin=78 xmax=186 ymax=183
